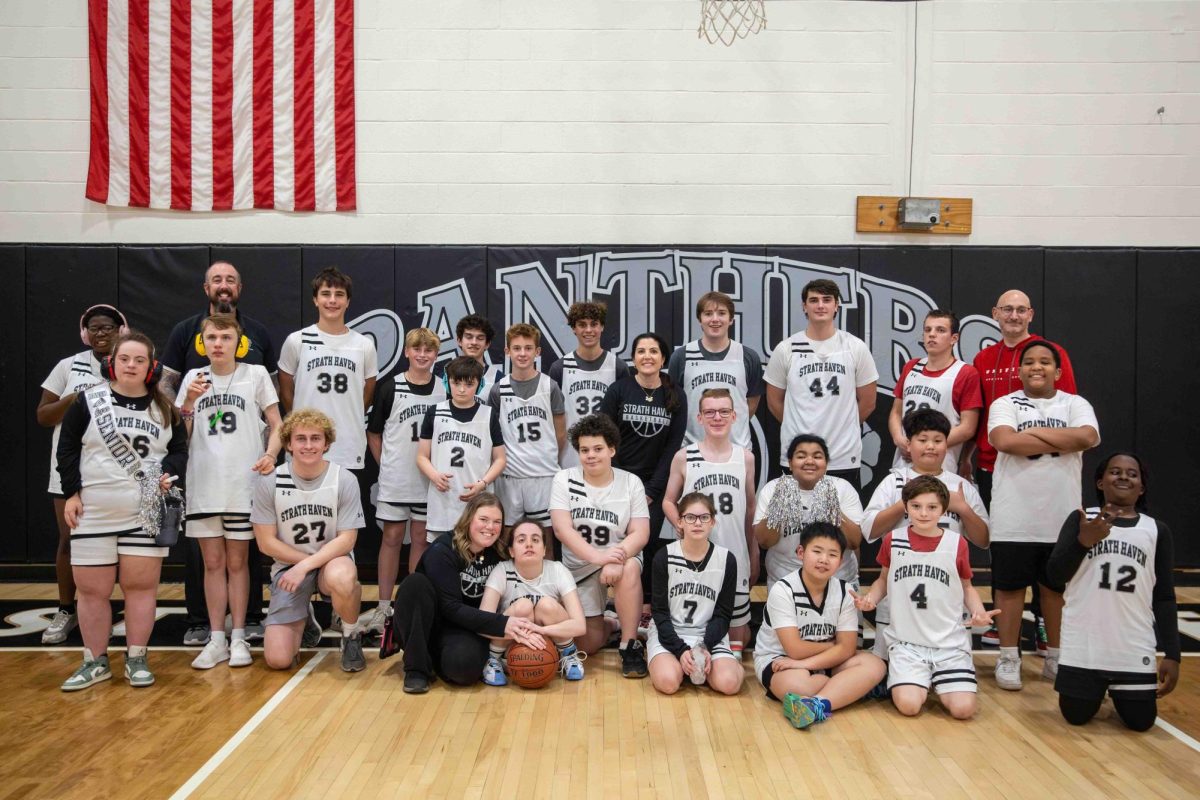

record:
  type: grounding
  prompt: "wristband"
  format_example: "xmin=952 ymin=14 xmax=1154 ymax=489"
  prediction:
xmin=180 ymin=408 xmax=194 ymax=419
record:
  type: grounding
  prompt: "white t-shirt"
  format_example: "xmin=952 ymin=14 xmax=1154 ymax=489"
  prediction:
xmin=988 ymin=390 xmax=1099 ymax=543
xmin=764 ymin=329 xmax=878 ymax=470
xmin=485 ymin=559 xmax=577 ymax=612
xmin=279 ymin=326 xmax=378 ymax=469
xmin=549 ymin=467 xmax=650 ymax=581
xmin=42 ymin=351 xmax=106 ymax=493
xmin=754 ymin=475 xmax=864 ymax=588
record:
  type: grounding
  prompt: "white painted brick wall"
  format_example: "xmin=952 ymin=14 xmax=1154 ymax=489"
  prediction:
xmin=0 ymin=0 xmax=1195 ymax=245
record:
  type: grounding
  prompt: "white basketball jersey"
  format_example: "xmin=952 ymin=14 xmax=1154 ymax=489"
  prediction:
xmin=682 ymin=444 xmax=748 ymax=566
xmin=753 ymin=572 xmax=854 ymax=677
xmin=491 ymin=559 xmax=576 ymax=612
xmin=290 ymin=325 xmax=372 ymax=469
xmin=661 ymin=540 xmax=733 ymax=641
xmin=892 ymin=358 xmax=968 ymax=472
xmin=886 ymin=529 xmax=968 ymax=651
xmin=179 ymin=364 xmax=274 ymax=515
xmin=782 ymin=331 xmax=864 ymax=470
xmin=76 ymin=386 xmax=173 ymax=533
xmin=426 ymin=401 xmax=494 ymax=530
xmin=1061 ymin=510 xmax=1160 ymax=673
xmin=496 ymin=374 xmax=558 ymax=478
xmin=559 ymin=351 xmax=621 ymax=468
xmin=378 ymin=375 xmax=445 ymax=504
xmin=44 ymin=351 xmax=105 ymax=493
xmin=553 ymin=467 xmax=645 ymax=580
xmin=681 ymin=341 xmax=752 ymax=448
xmin=271 ymin=462 xmax=340 ymax=576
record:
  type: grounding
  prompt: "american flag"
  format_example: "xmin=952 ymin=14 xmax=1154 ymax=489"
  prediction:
xmin=86 ymin=0 xmax=356 ymax=212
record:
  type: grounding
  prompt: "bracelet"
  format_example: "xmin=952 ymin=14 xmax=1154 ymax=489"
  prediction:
xmin=180 ymin=408 xmax=194 ymax=419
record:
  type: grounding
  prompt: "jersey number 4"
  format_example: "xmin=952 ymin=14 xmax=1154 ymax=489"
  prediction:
xmin=808 ymin=376 xmax=840 ymax=397
xmin=909 ymin=583 xmax=928 ymax=610
xmin=1098 ymin=562 xmax=1136 ymax=593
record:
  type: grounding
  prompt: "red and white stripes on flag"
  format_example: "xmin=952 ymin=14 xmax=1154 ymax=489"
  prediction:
xmin=86 ymin=0 xmax=356 ymax=212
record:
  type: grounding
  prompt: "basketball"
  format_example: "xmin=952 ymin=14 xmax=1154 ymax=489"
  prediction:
xmin=506 ymin=641 xmax=558 ymax=689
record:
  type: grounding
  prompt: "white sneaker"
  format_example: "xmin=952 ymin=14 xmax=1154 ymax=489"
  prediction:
xmin=1042 ymin=655 xmax=1059 ymax=681
xmin=359 ymin=606 xmax=389 ymax=635
xmin=995 ymin=655 xmax=1023 ymax=691
xmin=191 ymin=638 xmax=231 ymax=670
xmin=43 ymin=609 xmax=78 ymax=644
xmin=229 ymin=638 xmax=253 ymax=668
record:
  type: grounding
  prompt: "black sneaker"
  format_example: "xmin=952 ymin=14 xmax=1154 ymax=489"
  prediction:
xmin=301 ymin=603 xmax=323 ymax=648
xmin=403 ymin=671 xmax=430 ymax=694
xmin=620 ymin=640 xmax=648 ymax=679
xmin=340 ymin=632 xmax=366 ymax=673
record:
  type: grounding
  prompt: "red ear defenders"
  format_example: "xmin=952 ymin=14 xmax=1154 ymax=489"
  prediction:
xmin=104 ymin=354 xmax=163 ymax=386
xmin=80 ymin=304 xmax=131 ymax=346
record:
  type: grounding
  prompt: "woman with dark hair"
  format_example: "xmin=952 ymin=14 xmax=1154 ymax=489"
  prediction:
xmin=57 ymin=331 xmax=188 ymax=691
xmin=1047 ymin=452 xmax=1181 ymax=731
xmin=36 ymin=304 xmax=128 ymax=645
xmin=382 ymin=493 xmax=547 ymax=694
xmin=598 ymin=332 xmax=688 ymax=612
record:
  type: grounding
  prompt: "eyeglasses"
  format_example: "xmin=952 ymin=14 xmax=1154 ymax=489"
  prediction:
xmin=86 ymin=324 xmax=117 ymax=334
xmin=700 ymin=409 xmax=733 ymax=419
xmin=996 ymin=306 xmax=1031 ymax=316
xmin=681 ymin=513 xmax=713 ymax=524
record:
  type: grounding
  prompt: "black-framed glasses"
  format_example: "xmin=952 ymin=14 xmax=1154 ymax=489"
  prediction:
xmin=681 ymin=513 xmax=713 ymax=524
xmin=86 ymin=324 xmax=117 ymax=334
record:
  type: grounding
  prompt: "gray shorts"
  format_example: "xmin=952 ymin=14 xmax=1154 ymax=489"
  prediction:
xmin=266 ymin=569 xmax=322 ymax=626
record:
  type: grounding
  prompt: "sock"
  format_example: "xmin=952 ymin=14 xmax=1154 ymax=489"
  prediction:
xmin=1046 ymin=647 xmax=1061 ymax=660
xmin=61 ymin=603 xmax=76 ymax=615
xmin=343 ymin=621 xmax=361 ymax=638
xmin=816 ymin=697 xmax=832 ymax=715
xmin=231 ymin=628 xmax=246 ymax=642
xmin=619 ymin=639 xmax=630 ymax=651
xmin=557 ymin=642 xmax=575 ymax=655
xmin=1000 ymin=646 xmax=1019 ymax=661
xmin=209 ymin=630 xmax=227 ymax=646
xmin=377 ymin=599 xmax=392 ymax=613
xmin=127 ymin=645 xmax=148 ymax=658
xmin=83 ymin=647 xmax=96 ymax=662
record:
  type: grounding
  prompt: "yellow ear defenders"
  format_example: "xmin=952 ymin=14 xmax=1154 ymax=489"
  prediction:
xmin=195 ymin=333 xmax=251 ymax=359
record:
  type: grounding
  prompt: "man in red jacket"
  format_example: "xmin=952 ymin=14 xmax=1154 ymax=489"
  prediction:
xmin=959 ymin=288 xmax=1076 ymax=649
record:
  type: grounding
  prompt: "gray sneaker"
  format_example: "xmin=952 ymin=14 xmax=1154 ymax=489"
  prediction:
xmin=61 ymin=654 xmax=111 ymax=692
xmin=124 ymin=654 xmax=155 ymax=688
xmin=243 ymin=622 xmax=265 ymax=643
xmin=302 ymin=604 xmax=323 ymax=648
xmin=183 ymin=624 xmax=211 ymax=646
xmin=341 ymin=632 xmax=366 ymax=672
xmin=43 ymin=609 xmax=78 ymax=645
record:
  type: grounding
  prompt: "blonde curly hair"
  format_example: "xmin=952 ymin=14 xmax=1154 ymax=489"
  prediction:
xmin=280 ymin=408 xmax=336 ymax=450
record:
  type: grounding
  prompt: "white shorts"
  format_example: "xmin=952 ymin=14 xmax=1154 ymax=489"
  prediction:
xmin=71 ymin=525 xmax=169 ymax=566
xmin=375 ymin=500 xmax=428 ymax=524
xmin=573 ymin=557 xmax=643 ymax=617
xmin=186 ymin=513 xmax=254 ymax=541
xmin=646 ymin=624 xmax=736 ymax=664
xmin=496 ymin=475 xmax=553 ymax=526
xmin=887 ymin=641 xmax=977 ymax=695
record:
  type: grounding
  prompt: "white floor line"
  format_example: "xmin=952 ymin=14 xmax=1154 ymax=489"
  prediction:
xmin=1155 ymin=717 xmax=1200 ymax=754
xmin=167 ymin=651 xmax=327 ymax=800
xmin=0 ymin=646 xmax=339 ymax=653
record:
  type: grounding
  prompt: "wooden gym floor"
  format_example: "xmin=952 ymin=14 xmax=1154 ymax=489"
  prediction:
xmin=2 ymin=585 xmax=1199 ymax=800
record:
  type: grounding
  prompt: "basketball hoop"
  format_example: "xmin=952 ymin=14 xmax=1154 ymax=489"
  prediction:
xmin=698 ymin=1 xmax=766 ymax=47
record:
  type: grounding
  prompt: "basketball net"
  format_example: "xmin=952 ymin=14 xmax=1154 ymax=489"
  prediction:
xmin=698 ymin=0 xmax=767 ymax=46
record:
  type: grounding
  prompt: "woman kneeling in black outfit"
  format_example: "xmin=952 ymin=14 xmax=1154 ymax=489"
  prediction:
xmin=382 ymin=493 xmax=547 ymax=693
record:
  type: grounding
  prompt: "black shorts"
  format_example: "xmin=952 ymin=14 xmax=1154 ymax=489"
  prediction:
xmin=1055 ymin=663 xmax=1158 ymax=703
xmin=990 ymin=542 xmax=1055 ymax=592
xmin=760 ymin=660 xmax=828 ymax=702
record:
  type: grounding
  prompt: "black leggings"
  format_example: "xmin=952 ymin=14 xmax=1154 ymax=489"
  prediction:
xmin=641 ymin=501 xmax=667 ymax=602
xmin=392 ymin=572 xmax=490 ymax=686
xmin=1059 ymin=694 xmax=1157 ymax=732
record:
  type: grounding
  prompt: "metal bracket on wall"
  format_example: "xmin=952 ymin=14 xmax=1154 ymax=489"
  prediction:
xmin=856 ymin=196 xmax=973 ymax=235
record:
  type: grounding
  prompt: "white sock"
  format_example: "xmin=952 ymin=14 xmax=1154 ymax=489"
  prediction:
xmin=1046 ymin=646 xmax=1061 ymax=660
xmin=210 ymin=630 xmax=227 ymax=646
xmin=489 ymin=645 xmax=506 ymax=659
xmin=127 ymin=645 xmax=148 ymax=658
xmin=231 ymin=628 xmax=246 ymax=642
xmin=377 ymin=599 xmax=392 ymax=613
xmin=1000 ymin=646 xmax=1019 ymax=661
xmin=343 ymin=621 xmax=361 ymax=638
xmin=83 ymin=647 xmax=96 ymax=662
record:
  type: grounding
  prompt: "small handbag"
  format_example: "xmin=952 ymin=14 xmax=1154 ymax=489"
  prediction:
xmin=155 ymin=491 xmax=185 ymax=547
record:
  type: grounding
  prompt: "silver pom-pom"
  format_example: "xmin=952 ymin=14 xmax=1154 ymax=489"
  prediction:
xmin=765 ymin=476 xmax=841 ymax=538
xmin=135 ymin=463 xmax=182 ymax=536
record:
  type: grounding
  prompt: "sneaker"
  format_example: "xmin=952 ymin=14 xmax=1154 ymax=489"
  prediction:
xmin=340 ymin=632 xmax=366 ymax=673
xmin=302 ymin=604 xmax=323 ymax=648
xmin=558 ymin=645 xmax=586 ymax=681
xmin=689 ymin=644 xmax=709 ymax=685
xmin=330 ymin=612 xmax=344 ymax=634
xmin=243 ymin=622 xmax=265 ymax=643
xmin=229 ymin=638 xmax=253 ymax=668
xmin=191 ymin=638 xmax=231 ymax=669
xmin=43 ymin=609 xmax=78 ymax=644
xmin=125 ymin=654 xmax=155 ymax=687
xmin=995 ymin=655 xmax=1023 ymax=691
xmin=183 ymin=624 xmax=211 ymax=646
xmin=61 ymin=654 xmax=111 ymax=692
xmin=620 ymin=640 xmax=648 ymax=679
xmin=403 ymin=671 xmax=430 ymax=694
xmin=359 ymin=606 xmax=389 ymax=636
xmin=980 ymin=625 xmax=1000 ymax=647
xmin=782 ymin=694 xmax=829 ymax=730
xmin=866 ymin=677 xmax=890 ymax=700
xmin=483 ymin=654 xmax=508 ymax=686
xmin=1042 ymin=655 xmax=1059 ymax=681
xmin=1035 ymin=617 xmax=1049 ymax=657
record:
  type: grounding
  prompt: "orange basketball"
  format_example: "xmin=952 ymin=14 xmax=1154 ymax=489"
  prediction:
xmin=506 ymin=641 xmax=558 ymax=689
